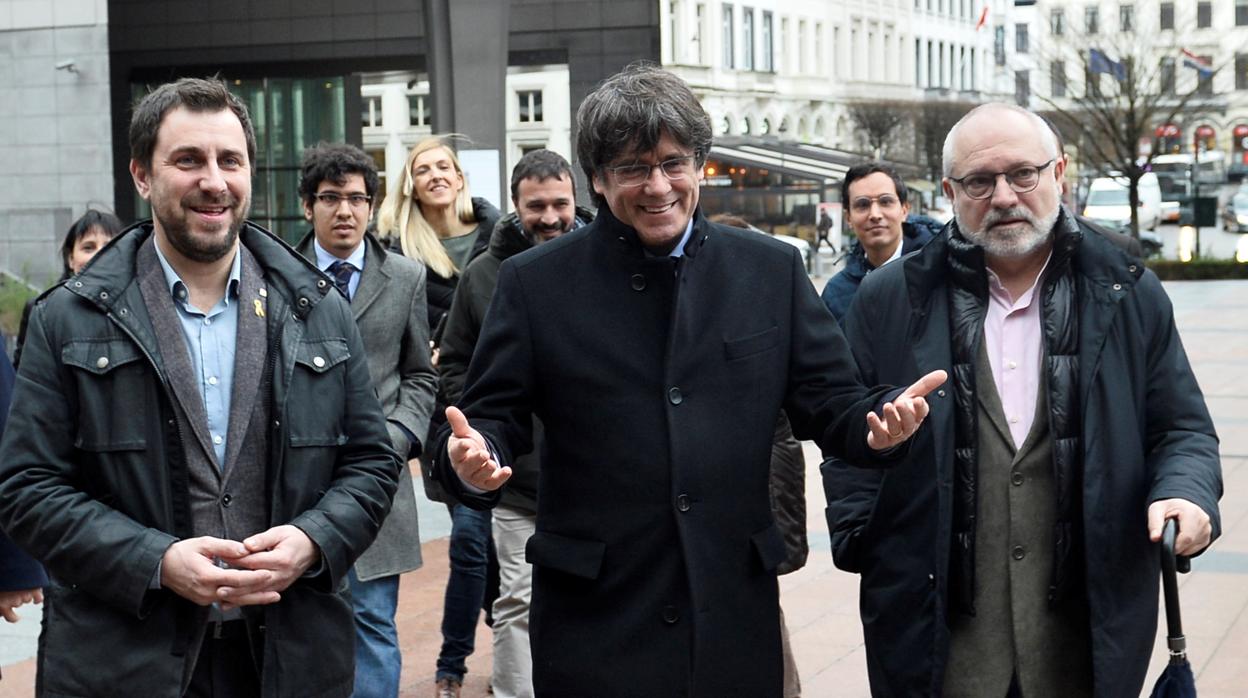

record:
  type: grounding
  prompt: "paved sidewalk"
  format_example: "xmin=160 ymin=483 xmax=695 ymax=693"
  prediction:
xmin=1 ymin=280 xmax=1245 ymax=697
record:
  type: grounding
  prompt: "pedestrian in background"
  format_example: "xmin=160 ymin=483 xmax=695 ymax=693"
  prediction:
xmin=14 ymin=209 xmax=124 ymax=367
xmin=440 ymin=148 xmax=592 ymax=698
xmin=376 ymin=135 xmax=501 ymax=698
xmin=295 ymin=142 xmax=438 ymax=698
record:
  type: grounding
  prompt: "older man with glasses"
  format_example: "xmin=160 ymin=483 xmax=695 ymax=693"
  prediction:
xmin=432 ymin=62 xmax=946 ymax=698
xmin=824 ymin=102 xmax=1222 ymax=697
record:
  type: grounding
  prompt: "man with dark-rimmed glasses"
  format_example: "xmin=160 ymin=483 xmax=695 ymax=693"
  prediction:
xmin=432 ymin=62 xmax=946 ymax=697
xmin=824 ymin=102 xmax=1221 ymax=696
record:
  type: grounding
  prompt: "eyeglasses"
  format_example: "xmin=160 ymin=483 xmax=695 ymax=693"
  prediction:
xmin=947 ymin=160 xmax=1055 ymax=200
xmin=604 ymin=155 xmax=698 ymax=187
xmin=314 ymin=192 xmax=372 ymax=208
xmin=849 ymin=194 xmax=902 ymax=213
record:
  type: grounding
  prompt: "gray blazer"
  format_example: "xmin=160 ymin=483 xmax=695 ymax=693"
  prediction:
xmin=298 ymin=231 xmax=437 ymax=580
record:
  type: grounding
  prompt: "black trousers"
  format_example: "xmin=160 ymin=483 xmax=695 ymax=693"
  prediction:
xmin=186 ymin=620 xmax=261 ymax=698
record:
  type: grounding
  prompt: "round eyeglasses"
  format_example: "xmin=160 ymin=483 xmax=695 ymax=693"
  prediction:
xmin=947 ymin=160 xmax=1055 ymax=200
xmin=314 ymin=193 xmax=373 ymax=208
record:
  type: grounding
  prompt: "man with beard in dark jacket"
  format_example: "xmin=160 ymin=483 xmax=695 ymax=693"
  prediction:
xmin=439 ymin=148 xmax=590 ymax=698
xmin=437 ymin=63 xmax=945 ymax=698
xmin=824 ymin=102 xmax=1221 ymax=696
xmin=0 ymin=78 xmax=400 ymax=698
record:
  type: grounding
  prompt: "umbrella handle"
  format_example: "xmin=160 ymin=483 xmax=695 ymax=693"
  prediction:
xmin=1160 ymin=518 xmax=1187 ymax=664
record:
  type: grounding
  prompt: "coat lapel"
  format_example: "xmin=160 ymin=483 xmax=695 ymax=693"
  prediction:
xmin=135 ymin=241 xmax=220 ymax=473
xmin=349 ymin=240 xmax=389 ymax=320
xmin=221 ymin=247 xmax=267 ymax=477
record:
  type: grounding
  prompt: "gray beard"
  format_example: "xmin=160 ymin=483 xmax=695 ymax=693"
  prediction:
xmin=962 ymin=205 xmax=1059 ymax=259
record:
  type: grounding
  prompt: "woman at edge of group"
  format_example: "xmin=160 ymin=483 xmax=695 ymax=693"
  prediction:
xmin=375 ymin=135 xmax=501 ymax=698
xmin=14 ymin=209 xmax=124 ymax=368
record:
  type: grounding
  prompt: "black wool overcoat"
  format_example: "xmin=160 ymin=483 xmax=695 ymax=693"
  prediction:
xmin=440 ymin=206 xmax=894 ymax=697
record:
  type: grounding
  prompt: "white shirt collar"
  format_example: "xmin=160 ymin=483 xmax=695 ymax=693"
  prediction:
xmin=313 ymin=237 xmax=366 ymax=272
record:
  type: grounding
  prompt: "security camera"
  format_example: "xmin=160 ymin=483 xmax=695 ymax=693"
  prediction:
xmin=55 ymin=59 xmax=77 ymax=73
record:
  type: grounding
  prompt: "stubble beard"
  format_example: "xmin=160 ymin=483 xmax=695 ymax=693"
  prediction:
xmin=154 ymin=192 xmax=248 ymax=264
xmin=962 ymin=205 xmax=1059 ymax=260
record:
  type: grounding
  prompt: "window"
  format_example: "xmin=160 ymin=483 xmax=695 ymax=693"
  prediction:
xmin=761 ymin=11 xmax=774 ymax=71
xmin=1084 ymin=6 xmax=1098 ymax=34
xmin=1051 ymin=9 xmax=1065 ymax=35
xmin=1119 ymin=4 xmax=1134 ymax=32
xmin=1238 ymin=0 xmax=1248 ymax=26
xmin=1159 ymin=2 xmax=1174 ymax=29
xmin=1015 ymin=23 xmax=1029 ymax=53
xmin=363 ymin=96 xmax=382 ymax=128
xmin=694 ymin=3 xmax=706 ymax=63
xmin=518 ymin=90 xmax=543 ymax=123
xmin=1197 ymin=2 xmax=1211 ymax=28
xmin=815 ymin=22 xmax=824 ymax=73
xmin=915 ymin=38 xmax=922 ymax=86
xmin=1160 ymin=57 xmax=1175 ymax=95
xmin=798 ymin=19 xmax=807 ymax=73
xmin=1051 ymin=60 xmax=1067 ymax=97
xmin=994 ymin=25 xmax=1005 ymax=66
xmin=1237 ymin=54 xmax=1248 ymax=90
xmin=742 ymin=8 xmax=754 ymax=70
xmin=408 ymin=94 xmax=430 ymax=127
xmin=1015 ymin=70 xmax=1030 ymax=106
xmin=722 ymin=5 xmax=734 ymax=69
xmin=1197 ymin=55 xmax=1214 ymax=95
xmin=670 ymin=1 xmax=680 ymax=62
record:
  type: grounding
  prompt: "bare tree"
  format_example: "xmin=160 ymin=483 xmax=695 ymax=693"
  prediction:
xmin=846 ymin=99 xmax=911 ymax=159
xmin=1029 ymin=30 xmax=1223 ymax=238
xmin=916 ymin=100 xmax=976 ymax=183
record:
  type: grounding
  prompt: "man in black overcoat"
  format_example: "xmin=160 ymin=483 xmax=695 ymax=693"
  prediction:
xmin=437 ymin=63 xmax=945 ymax=697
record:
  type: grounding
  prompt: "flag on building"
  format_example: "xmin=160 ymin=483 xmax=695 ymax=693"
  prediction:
xmin=1089 ymin=48 xmax=1127 ymax=81
xmin=975 ymin=6 xmax=989 ymax=31
xmin=1181 ymin=48 xmax=1213 ymax=78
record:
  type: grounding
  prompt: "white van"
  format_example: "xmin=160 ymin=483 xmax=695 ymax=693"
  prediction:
xmin=1083 ymin=172 xmax=1162 ymax=231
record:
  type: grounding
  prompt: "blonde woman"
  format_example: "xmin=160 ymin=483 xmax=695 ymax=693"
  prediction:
xmin=377 ymin=136 xmax=501 ymax=332
xmin=377 ymin=135 xmax=500 ymax=698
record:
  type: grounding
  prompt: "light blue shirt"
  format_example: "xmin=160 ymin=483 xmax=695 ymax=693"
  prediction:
xmin=313 ymin=238 xmax=366 ymax=300
xmin=153 ymin=242 xmax=242 ymax=467
xmin=668 ymin=218 xmax=695 ymax=258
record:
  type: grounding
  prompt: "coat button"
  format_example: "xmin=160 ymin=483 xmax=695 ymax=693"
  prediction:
xmin=668 ymin=387 xmax=683 ymax=405
xmin=676 ymin=494 xmax=691 ymax=512
xmin=937 ymin=389 xmax=946 ymax=398
xmin=661 ymin=605 xmax=680 ymax=624
xmin=1112 ymin=283 xmax=1122 ymax=291
xmin=317 ymin=279 xmax=327 ymax=289
xmin=1012 ymin=545 xmax=1026 ymax=560
xmin=96 ymin=356 xmax=109 ymax=369
xmin=1128 ymin=264 xmax=1138 ymax=273
xmin=1011 ymin=471 xmax=1024 ymax=486
xmin=298 ymin=297 xmax=310 ymax=307
xmin=313 ymin=356 xmax=326 ymax=368
xmin=630 ymin=274 xmax=646 ymax=291
xmin=221 ymin=493 xmax=233 ymax=507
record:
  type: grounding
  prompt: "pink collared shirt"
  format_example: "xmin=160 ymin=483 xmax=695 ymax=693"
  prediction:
xmin=983 ymin=254 xmax=1052 ymax=449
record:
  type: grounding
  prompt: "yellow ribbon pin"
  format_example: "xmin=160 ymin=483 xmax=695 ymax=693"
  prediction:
xmin=254 ymin=298 xmax=265 ymax=318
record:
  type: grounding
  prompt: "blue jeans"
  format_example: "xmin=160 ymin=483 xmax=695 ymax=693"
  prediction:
xmin=435 ymin=503 xmax=492 ymax=682
xmin=348 ymin=567 xmax=401 ymax=698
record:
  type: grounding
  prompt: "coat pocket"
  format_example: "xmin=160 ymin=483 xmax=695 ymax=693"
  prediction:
xmin=750 ymin=522 xmax=788 ymax=573
xmin=287 ymin=337 xmax=350 ymax=447
xmin=62 ymin=338 xmax=150 ymax=451
xmin=724 ymin=326 xmax=779 ymax=361
xmin=525 ymin=530 xmax=607 ymax=580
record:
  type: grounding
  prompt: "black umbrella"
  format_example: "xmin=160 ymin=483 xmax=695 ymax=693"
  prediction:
xmin=1149 ymin=518 xmax=1196 ymax=698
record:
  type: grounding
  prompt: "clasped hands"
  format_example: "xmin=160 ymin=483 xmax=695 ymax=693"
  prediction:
xmin=160 ymin=524 xmax=320 ymax=609
xmin=445 ymin=369 xmax=950 ymax=492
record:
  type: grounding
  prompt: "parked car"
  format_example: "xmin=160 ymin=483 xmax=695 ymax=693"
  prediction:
xmin=1083 ymin=173 xmax=1163 ymax=231
xmin=1223 ymin=191 xmax=1248 ymax=233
